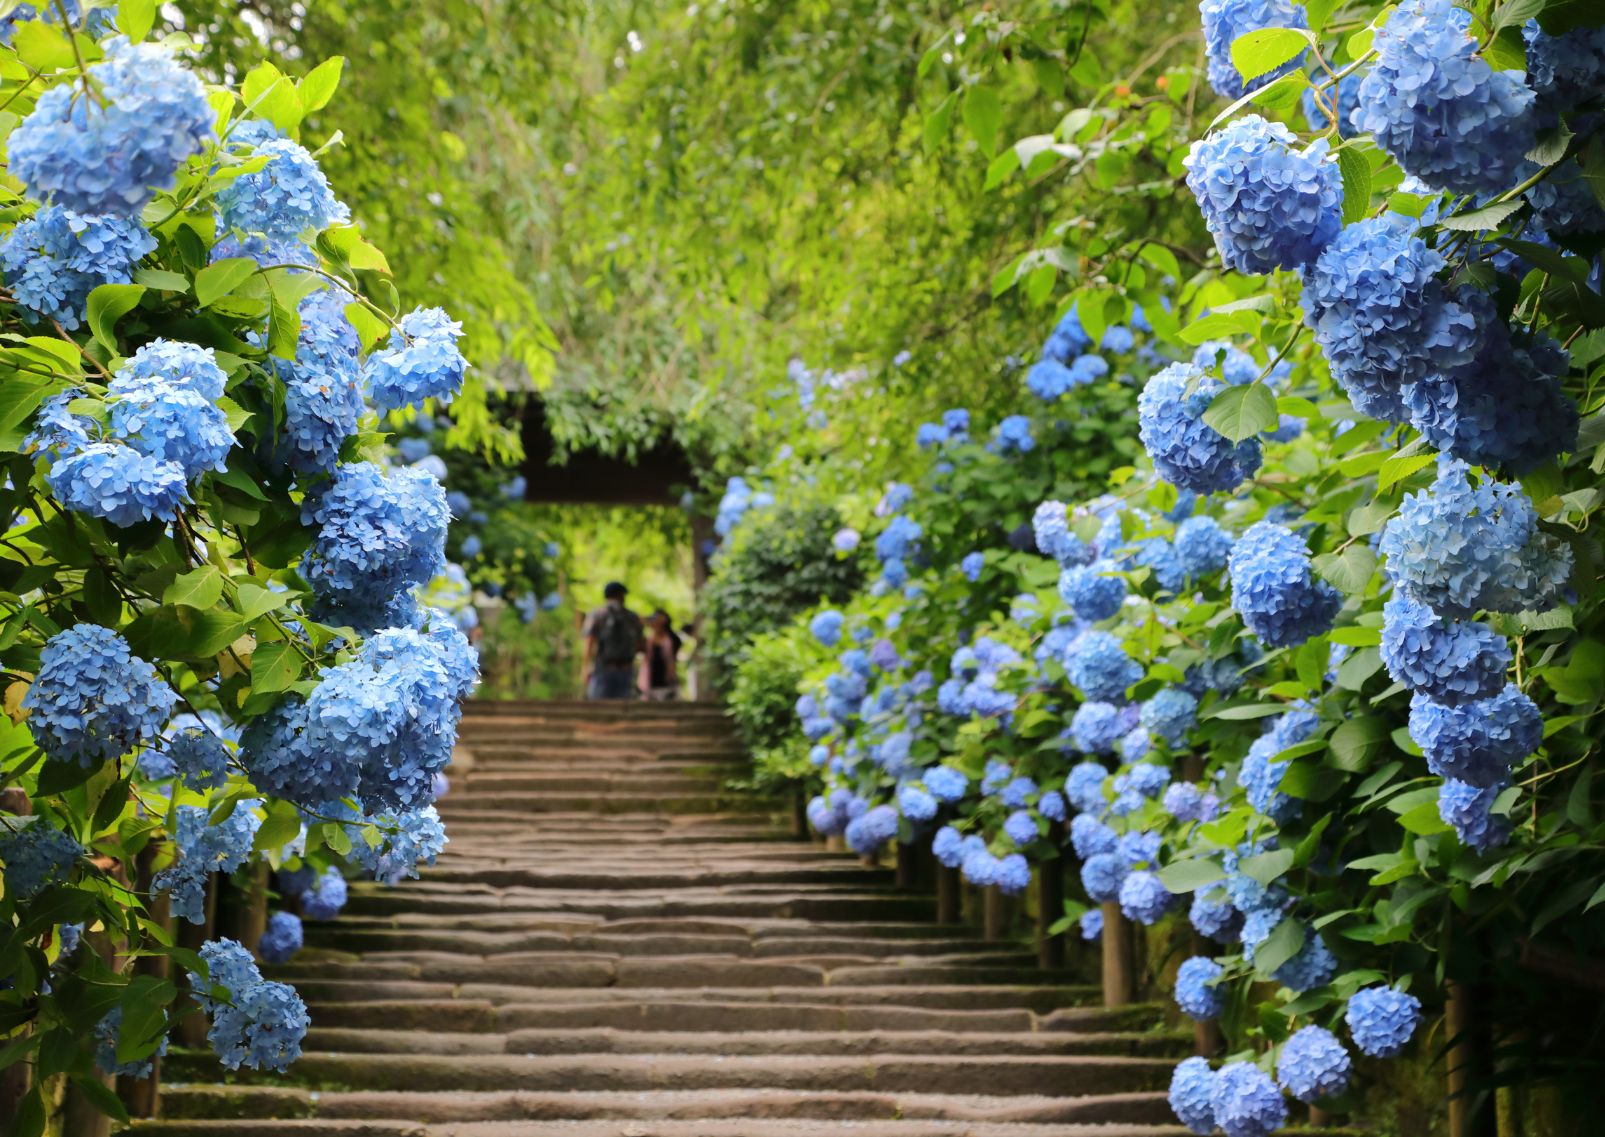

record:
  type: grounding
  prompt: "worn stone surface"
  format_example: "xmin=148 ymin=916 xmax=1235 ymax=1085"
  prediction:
xmin=128 ymin=700 xmax=1192 ymax=1137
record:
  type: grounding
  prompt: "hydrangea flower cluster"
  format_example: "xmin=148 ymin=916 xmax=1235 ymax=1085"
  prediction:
xmin=1227 ymin=522 xmax=1339 ymax=647
xmin=1064 ymin=631 xmax=1142 ymax=702
xmin=1169 ymin=1056 xmax=1219 ymax=1135
xmin=0 ymin=206 xmax=155 ymax=328
xmin=1138 ymin=362 xmax=1263 ymax=494
xmin=1353 ymin=0 xmax=1538 ymax=194
xmin=1276 ymin=1025 xmax=1351 ymax=1103
xmin=94 ymin=1006 xmax=166 ymax=1078
xmin=296 ymin=866 xmax=350 ymax=920
xmin=300 ymin=462 xmax=451 ymax=630
xmin=1174 ymin=955 xmax=1225 ymax=1021
xmin=1380 ymin=592 xmax=1510 ymax=705
xmin=276 ymin=288 xmax=365 ymax=473
xmin=1058 ymin=561 xmax=1125 ymax=622
xmin=1198 ymin=0 xmax=1308 ymax=99
xmin=1379 ymin=459 xmax=1573 ymax=619
xmin=1345 ymin=984 xmax=1422 ymax=1057
xmin=1237 ymin=709 xmax=1318 ymax=822
xmin=0 ymin=820 xmax=82 ymax=898
xmin=1184 ymin=116 xmax=1341 ymax=275
xmin=1212 ymin=1061 xmax=1287 ymax=1137
xmin=363 ymin=307 xmax=470 ymax=411
xmin=24 ymin=625 xmax=174 ymax=767
xmin=256 ymin=911 xmax=304 ymax=964
xmin=342 ymin=803 xmax=448 ymax=885
xmin=186 ymin=939 xmax=309 ymax=1072
xmin=1408 ymin=684 xmax=1542 ymax=787
xmin=154 ymin=802 xmax=262 ymax=924
xmin=218 ymin=136 xmax=346 ymax=240
xmin=10 ymin=39 xmax=213 ymax=215
xmin=1438 ymin=778 xmax=1511 ymax=853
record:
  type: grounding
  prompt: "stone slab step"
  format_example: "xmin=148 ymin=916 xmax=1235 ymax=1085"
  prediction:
xmin=406 ymin=866 xmax=891 ymax=890
xmin=342 ymin=892 xmax=936 ymax=922
xmin=146 ymin=1086 xmax=1178 ymax=1125
xmin=438 ymin=795 xmax=767 ymax=815
xmin=133 ymin=1120 xmax=1194 ymax=1137
xmin=301 ymin=1026 xmax=1189 ymax=1058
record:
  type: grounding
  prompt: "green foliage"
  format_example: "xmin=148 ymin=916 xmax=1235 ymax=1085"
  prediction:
xmin=727 ymin=629 xmax=810 ymax=787
xmin=703 ymin=501 xmax=865 ymax=685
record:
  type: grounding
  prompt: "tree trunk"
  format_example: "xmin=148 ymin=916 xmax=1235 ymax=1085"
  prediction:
xmin=935 ymin=865 xmax=961 ymax=925
xmin=1037 ymin=840 xmax=1065 ymax=970
xmin=983 ymin=887 xmax=1007 ymax=941
xmin=1101 ymin=901 xmax=1136 ymax=1006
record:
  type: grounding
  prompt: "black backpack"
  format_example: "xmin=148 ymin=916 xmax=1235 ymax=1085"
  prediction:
xmin=596 ymin=606 xmax=640 ymax=665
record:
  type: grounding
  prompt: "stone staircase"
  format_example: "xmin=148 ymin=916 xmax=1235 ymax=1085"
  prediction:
xmin=130 ymin=700 xmax=1193 ymax=1137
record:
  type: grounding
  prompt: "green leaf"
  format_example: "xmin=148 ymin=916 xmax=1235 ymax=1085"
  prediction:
xmin=117 ymin=0 xmax=156 ymax=41
xmin=254 ymin=799 xmax=304 ymax=855
xmin=1202 ymin=382 xmax=1277 ymax=443
xmin=1179 ymin=309 xmax=1259 ymax=345
xmin=1240 ymin=848 xmax=1295 ymax=885
xmin=1439 ymin=198 xmax=1524 ymax=232
xmin=163 ymin=565 xmax=224 ymax=610
xmin=1156 ymin=857 xmax=1226 ymax=893
xmin=1335 ymin=645 xmax=1385 ymax=691
xmin=240 ymin=61 xmax=303 ymax=132
xmin=1329 ymin=715 xmax=1390 ymax=772
xmin=235 ymin=581 xmax=290 ymax=622
xmin=322 ymin=821 xmax=353 ymax=856
xmin=1230 ymin=26 xmax=1312 ymax=83
xmin=1254 ymin=917 xmax=1305 ymax=979
xmin=962 ymin=86 xmax=1002 ymax=155
xmin=1313 ymin=544 xmax=1377 ymax=594
xmin=1336 ymin=146 xmax=1372 ymax=224
xmin=1377 ymin=447 xmax=1435 ymax=490
xmin=1398 ymin=801 xmax=1452 ymax=835
xmin=12 ymin=20 xmax=75 ymax=71
xmin=195 ymin=258 xmax=260 ymax=308
xmin=86 ymin=283 xmax=146 ymax=352
xmin=249 ymin=641 xmax=301 ymax=694
xmin=132 ymin=268 xmax=190 ymax=293
xmin=297 ymin=56 xmax=346 ymax=113
xmin=923 ymin=89 xmax=958 ymax=155
xmin=345 ymin=301 xmax=391 ymax=353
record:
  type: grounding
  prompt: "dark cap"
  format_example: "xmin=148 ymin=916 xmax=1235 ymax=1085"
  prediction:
xmin=603 ymin=581 xmax=628 ymax=600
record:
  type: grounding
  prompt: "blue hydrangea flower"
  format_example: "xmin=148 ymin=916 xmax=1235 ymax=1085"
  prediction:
xmin=1191 ymin=889 xmax=1243 ymax=942
xmin=1199 ymin=0 xmax=1308 ymax=99
xmin=1525 ymin=21 xmax=1605 ymax=123
xmin=300 ymin=462 xmax=450 ymax=631
xmin=1058 ymin=561 xmax=1124 ymax=622
xmin=876 ymin=515 xmax=922 ymax=563
xmin=1140 ymin=687 xmax=1198 ymax=748
xmin=1064 ymin=631 xmax=1142 ymax=701
xmin=1080 ymin=908 xmax=1104 ymax=942
xmin=187 ymin=938 xmax=308 ymax=1071
xmin=960 ymin=551 xmax=985 ymax=582
xmin=47 ymin=442 xmax=190 ymax=527
xmin=1438 ymin=778 xmax=1511 ymax=853
xmin=155 ymin=802 xmax=261 ymax=924
xmin=1212 ymin=1060 xmax=1287 ymax=1137
xmin=810 ymin=610 xmax=845 ymax=647
xmin=898 ymin=784 xmax=937 ymax=822
xmin=1185 ymin=115 xmax=1341 ymax=274
xmin=1277 ymin=1025 xmax=1351 ymax=1103
xmin=1038 ymin=790 xmax=1067 ymax=822
xmin=1302 ymin=70 xmax=1365 ymax=134
xmin=999 ymin=776 xmax=1038 ymax=810
xmin=0 ymin=821 xmax=82 ymax=897
xmin=1175 ymin=956 xmax=1225 ymax=1021
xmin=1031 ymin=500 xmax=1091 ymax=566
xmin=1273 ymin=927 xmax=1337 ymax=991
xmin=277 ymin=289 xmax=365 ymax=473
xmin=218 ymin=137 xmax=346 ymax=240
xmin=11 ymin=39 xmax=213 ymax=214
xmin=1065 ymin=760 xmax=1110 ymax=813
xmin=1025 ymin=358 xmax=1078 ymax=400
xmin=1345 ymin=984 xmax=1422 ymax=1057
xmin=1119 ymin=869 xmax=1174 ymax=925
xmin=1380 ymin=592 xmax=1510 ymax=705
xmin=1138 ymin=362 xmax=1263 ymax=494
xmin=120 ymin=339 xmax=229 ymax=400
xmin=1070 ymin=702 xmax=1125 ymax=755
xmin=0 ymin=205 xmax=155 ymax=328
xmin=995 ymin=853 xmax=1031 ymax=895
xmin=1406 ymin=327 xmax=1578 ymax=475
xmin=1132 ymin=538 xmax=1186 ymax=594
xmin=1175 ymin=516 xmax=1233 ymax=580
xmin=1228 ymin=521 xmax=1340 ymax=648
xmin=990 ymin=415 xmax=1035 ymax=453
xmin=1042 ymin=304 xmax=1092 ymax=362
xmin=1299 ymin=213 xmax=1483 ymax=423
xmin=1070 ymin=813 xmax=1117 ymax=860
xmin=1238 ymin=709 xmax=1319 ymax=823
xmin=832 ymin=527 xmax=860 ymax=553
xmin=341 ymin=804 xmax=448 ymax=884
xmin=932 ymin=825 xmax=964 ymax=867
xmin=364 ymin=307 xmax=469 ymax=411
xmin=1169 ymin=1056 xmax=1218 ymax=1135
xmin=256 ymin=911 xmax=303 ymax=964
xmin=1081 ymin=851 xmax=1126 ymax=903
xmin=1354 ymin=0 xmax=1538 ymax=194
xmin=1163 ymin=782 xmax=1222 ymax=824
xmin=1408 ymin=684 xmax=1542 ymax=788
xmin=24 ymin=624 xmax=174 ymax=766
xmin=845 ymin=804 xmax=899 ymax=856
xmin=1380 ymin=459 xmax=1573 ymax=618
xmin=961 ymin=843 xmax=1001 ymax=887
xmin=165 ymin=726 xmax=232 ymax=791
xmin=109 ymin=379 xmax=234 ymax=480
xmin=299 ymin=866 xmax=349 ymax=920
xmin=924 ymin=766 xmax=968 ymax=803
xmin=1002 ymin=809 xmax=1037 ymax=847
xmin=1118 ymin=829 xmax=1162 ymax=868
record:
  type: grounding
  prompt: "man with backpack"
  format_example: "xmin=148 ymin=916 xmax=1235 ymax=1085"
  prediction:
xmin=581 ymin=581 xmax=645 ymax=699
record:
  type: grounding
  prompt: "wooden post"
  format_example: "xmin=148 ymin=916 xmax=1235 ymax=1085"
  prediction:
xmin=983 ymin=887 xmax=1007 ymax=941
xmin=1037 ymin=838 xmax=1065 ymax=969
xmin=118 ymin=842 xmax=169 ymax=1119
xmin=1447 ymin=981 xmax=1496 ymax=1137
xmin=0 ymin=792 xmax=30 ymax=1128
xmin=895 ymin=842 xmax=917 ymax=891
xmin=174 ymin=876 xmax=217 ymax=1048
xmin=1101 ymin=901 xmax=1136 ymax=1006
xmin=790 ymin=788 xmax=808 ymax=840
xmin=935 ymin=865 xmax=961 ymax=925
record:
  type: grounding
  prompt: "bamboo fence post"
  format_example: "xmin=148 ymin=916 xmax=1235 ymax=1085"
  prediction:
xmin=1036 ymin=835 xmax=1066 ymax=969
xmin=1446 ymin=981 xmax=1496 ymax=1137
xmin=935 ymin=864 xmax=961 ymax=925
xmin=1100 ymin=901 xmax=1136 ymax=1006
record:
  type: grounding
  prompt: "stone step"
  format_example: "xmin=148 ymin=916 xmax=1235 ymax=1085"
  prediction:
xmin=342 ymin=891 xmax=936 ymax=922
xmin=437 ymin=794 xmax=767 ymax=815
xmin=132 ymin=1122 xmax=1195 ymax=1137
xmin=299 ymin=1025 xmax=1189 ymax=1059
xmin=143 ymin=1085 xmax=1179 ymax=1126
xmin=402 ymin=865 xmax=891 ymax=890
xmin=162 ymin=1051 xmax=1176 ymax=1097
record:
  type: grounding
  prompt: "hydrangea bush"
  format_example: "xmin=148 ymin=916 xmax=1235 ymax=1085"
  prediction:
xmin=0 ymin=11 xmax=482 ymax=1128
xmin=708 ymin=0 xmax=1605 ymax=1127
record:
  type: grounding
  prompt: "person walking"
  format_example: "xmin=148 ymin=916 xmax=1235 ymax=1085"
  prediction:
xmin=581 ymin=582 xmax=644 ymax=700
xmin=638 ymin=609 xmax=682 ymax=701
